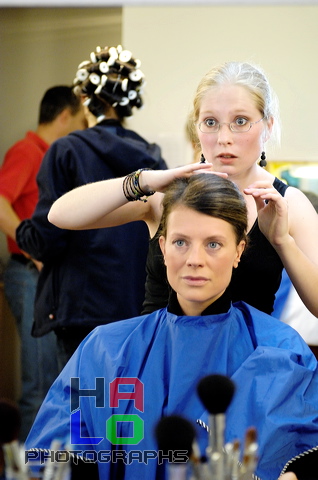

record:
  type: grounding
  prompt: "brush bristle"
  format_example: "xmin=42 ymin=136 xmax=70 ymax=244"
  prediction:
xmin=155 ymin=414 xmax=196 ymax=457
xmin=197 ymin=374 xmax=236 ymax=414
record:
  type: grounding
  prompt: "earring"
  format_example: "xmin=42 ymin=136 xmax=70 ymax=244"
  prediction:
xmin=200 ymin=153 xmax=206 ymax=164
xmin=259 ymin=151 xmax=267 ymax=168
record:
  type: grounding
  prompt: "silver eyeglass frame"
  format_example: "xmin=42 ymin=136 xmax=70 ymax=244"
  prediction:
xmin=196 ymin=116 xmax=265 ymax=134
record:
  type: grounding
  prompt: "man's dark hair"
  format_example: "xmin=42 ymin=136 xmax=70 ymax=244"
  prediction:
xmin=39 ymin=85 xmax=82 ymax=124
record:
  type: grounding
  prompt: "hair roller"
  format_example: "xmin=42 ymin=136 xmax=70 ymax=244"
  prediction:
xmin=90 ymin=51 xmax=97 ymax=63
xmin=98 ymin=51 xmax=111 ymax=62
xmin=76 ymin=69 xmax=89 ymax=82
xmin=121 ymin=78 xmax=128 ymax=92
xmin=83 ymin=97 xmax=91 ymax=107
xmin=119 ymin=50 xmax=132 ymax=62
xmin=80 ymin=84 xmax=93 ymax=96
xmin=87 ymin=64 xmax=102 ymax=75
xmin=99 ymin=62 xmax=109 ymax=74
xmin=77 ymin=60 xmax=90 ymax=69
xmin=97 ymin=87 xmax=121 ymax=106
xmin=73 ymin=85 xmax=82 ymax=96
xmin=112 ymin=61 xmax=134 ymax=77
xmin=107 ymin=56 xmax=117 ymax=67
xmin=108 ymin=46 xmax=118 ymax=57
xmin=94 ymin=84 xmax=103 ymax=95
xmin=89 ymin=73 xmax=100 ymax=86
xmin=119 ymin=97 xmax=129 ymax=106
xmin=129 ymin=70 xmax=143 ymax=82
xmin=128 ymin=90 xmax=137 ymax=100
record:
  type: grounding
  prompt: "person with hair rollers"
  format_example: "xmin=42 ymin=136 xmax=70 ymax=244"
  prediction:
xmin=16 ymin=45 xmax=167 ymax=372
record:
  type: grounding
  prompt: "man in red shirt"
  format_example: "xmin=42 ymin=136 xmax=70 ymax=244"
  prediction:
xmin=0 ymin=85 xmax=87 ymax=441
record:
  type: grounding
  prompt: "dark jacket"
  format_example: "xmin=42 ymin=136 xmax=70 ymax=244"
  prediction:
xmin=16 ymin=119 xmax=167 ymax=336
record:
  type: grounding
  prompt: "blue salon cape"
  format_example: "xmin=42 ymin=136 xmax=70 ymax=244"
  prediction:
xmin=25 ymin=302 xmax=318 ymax=480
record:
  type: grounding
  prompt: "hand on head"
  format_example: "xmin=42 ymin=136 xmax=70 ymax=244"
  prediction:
xmin=138 ymin=161 xmax=227 ymax=195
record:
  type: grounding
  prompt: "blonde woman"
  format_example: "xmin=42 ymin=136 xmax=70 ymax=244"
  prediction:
xmin=48 ymin=61 xmax=318 ymax=320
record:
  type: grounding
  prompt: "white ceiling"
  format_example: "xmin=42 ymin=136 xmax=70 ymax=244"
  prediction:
xmin=2 ymin=0 xmax=318 ymax=6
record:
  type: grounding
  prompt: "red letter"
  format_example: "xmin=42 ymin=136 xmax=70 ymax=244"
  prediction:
xmin=109 ymin=377 xmax=144 ymax=412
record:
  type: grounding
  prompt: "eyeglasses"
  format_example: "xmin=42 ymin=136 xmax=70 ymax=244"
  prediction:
xmin=196 ymin=116 xmax=264 ymax=134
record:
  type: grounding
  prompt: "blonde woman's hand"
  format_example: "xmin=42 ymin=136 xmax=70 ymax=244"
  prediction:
xmin=139 ymin=161 xmax=227 ymax=193
xmin=244 ymin=180 xmax=289 ymax=247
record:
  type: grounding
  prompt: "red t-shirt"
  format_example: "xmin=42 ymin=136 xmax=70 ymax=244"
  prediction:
xmin=0 ymin=131 xmax=49 ymax=254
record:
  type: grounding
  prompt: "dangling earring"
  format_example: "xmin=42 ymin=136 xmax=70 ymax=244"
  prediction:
xmin=259 ymin=151 xmax=267 ymax=168
xmin=200 ymin=153 xmax=206 ymax=164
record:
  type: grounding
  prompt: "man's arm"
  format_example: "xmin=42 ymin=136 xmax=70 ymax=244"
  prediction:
xmin=0 ymin=195 xmax=43 ymax=270
xmin=0 ymin=195 xmax=20 ymax=240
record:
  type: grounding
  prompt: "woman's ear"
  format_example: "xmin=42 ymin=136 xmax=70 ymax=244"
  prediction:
xmin=263 ymin=116 xmax=274 ymax=143
xmin=159 ymin=235 xmax=166 ymax=263
xmin=233 ymin=240 xmax=246 ymax=268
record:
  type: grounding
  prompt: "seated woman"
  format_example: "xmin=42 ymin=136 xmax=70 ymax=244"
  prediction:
xmin=25 ymin=174 xmax=318 ymax=480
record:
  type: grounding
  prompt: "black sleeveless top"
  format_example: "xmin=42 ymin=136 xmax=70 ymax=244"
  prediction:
xmin=141 ymin=177 xmax=289 ymax=316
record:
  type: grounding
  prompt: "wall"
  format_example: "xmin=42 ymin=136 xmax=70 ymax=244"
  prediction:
xmin=122 ymin=5 xmax=318 ymax=167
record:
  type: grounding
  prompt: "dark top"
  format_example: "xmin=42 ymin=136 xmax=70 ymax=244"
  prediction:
xmin=16 ymin=119 xmax=167 ymax=336
xmin=142 ymin=177 xmax=289 ymax=316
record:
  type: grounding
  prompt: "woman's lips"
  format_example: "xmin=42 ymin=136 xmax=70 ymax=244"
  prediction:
xmin=218 ymin=154 xmax=237 ymax=164
xmin=182 ymin=276 xmax=209 ymax=286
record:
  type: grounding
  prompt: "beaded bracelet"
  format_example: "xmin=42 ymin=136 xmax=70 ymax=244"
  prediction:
xmin=122 ymin=168 xmax=155 ymax=202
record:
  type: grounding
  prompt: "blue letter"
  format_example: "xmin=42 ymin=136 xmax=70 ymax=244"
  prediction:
xmin=70 ymin=409 xmax=103 ymax=445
